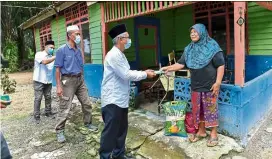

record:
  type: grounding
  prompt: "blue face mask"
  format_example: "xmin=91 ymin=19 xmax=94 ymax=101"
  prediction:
xmin=48 ymin=48 xmax=54 ymax=55
xmin=125 ymin=39 xmax=131 ymax=49
xmin=74 ymin=35 xmax=81 ymax=45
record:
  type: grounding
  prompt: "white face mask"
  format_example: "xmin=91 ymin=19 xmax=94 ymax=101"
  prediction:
xmin=124 ymin=39 xmax=131 ymax=49
xmin=74 ymin=35 xmax=81 ymax=44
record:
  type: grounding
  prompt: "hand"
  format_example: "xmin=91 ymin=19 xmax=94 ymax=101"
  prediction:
xmin=145 ymin=70 xmax=156 ymax=79
xmin=210 ymin=82 xmax=221 ymax=97
xmin=161 ymin=66 xmax=168 ymax=71
xmin=161 ymin=66 xmax=170 ymax=73
xmin=57 ymin=85 xmax=63 ymax=97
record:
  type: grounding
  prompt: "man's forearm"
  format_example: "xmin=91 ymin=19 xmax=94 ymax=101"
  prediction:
xmin=56 ymin=68 xmax=61 ymax=87
xmin=42 ymin=56 xmax=56 ymax=65
xmin=216 ymin=65 xmax=225 ymax=84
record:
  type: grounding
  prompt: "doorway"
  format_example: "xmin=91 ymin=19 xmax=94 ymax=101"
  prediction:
xmin=137 ymin=25 xmax=158 ymax=69
xmin=134 ymin=16 xmax=161 ymax=70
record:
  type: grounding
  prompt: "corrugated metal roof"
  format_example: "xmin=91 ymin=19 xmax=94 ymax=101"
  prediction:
xmin=19 ymin=1 xmax=97 ymax=30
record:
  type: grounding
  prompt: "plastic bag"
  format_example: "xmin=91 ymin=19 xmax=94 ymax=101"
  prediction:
xmin=163 ymin=101 xmax=187 ymax=137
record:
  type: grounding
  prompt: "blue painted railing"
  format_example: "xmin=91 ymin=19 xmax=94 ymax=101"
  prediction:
xmin=174 ymin=69 xmax=272 ymax=145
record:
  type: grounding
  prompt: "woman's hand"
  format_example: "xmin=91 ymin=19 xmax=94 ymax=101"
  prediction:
xmin=161 ymin=66 xmax=170 ymax=73
xmin=210 ymin=82 xmax=221 ymax=97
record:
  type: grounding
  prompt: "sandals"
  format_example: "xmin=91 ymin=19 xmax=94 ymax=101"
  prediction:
xmin=207 ymin=137 xmax=219 ymax=147
xmin=189 ymin=134 xmax=219 ymax=147
xmin=189 ymin=133 xmax=207 ymax=143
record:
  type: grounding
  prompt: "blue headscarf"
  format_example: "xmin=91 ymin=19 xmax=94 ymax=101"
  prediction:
xmin=184 ymin=24 xmax=222 ymax=69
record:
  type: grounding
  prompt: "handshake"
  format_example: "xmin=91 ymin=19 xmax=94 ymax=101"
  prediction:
xmin=144 ymin=69 xmax=157 ymax=79
xmin=144 ymin=68 xmax=171 ymax=79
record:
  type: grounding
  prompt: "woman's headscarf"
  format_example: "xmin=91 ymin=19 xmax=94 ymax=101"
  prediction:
xmin=184 ymin=24 xmax=222 ymax=69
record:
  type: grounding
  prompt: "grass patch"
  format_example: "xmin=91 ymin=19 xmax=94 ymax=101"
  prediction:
xmin=76 ymin=150 xmax=92 ymax=159
xmin=40 ymin=132 xmax=56 ymax=142
xmin=0 ymin=113 xmax=28 ymax=121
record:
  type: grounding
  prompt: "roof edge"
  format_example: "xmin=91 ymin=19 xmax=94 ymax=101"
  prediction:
xmin=19 ymin=2 xmax=95 ymax=30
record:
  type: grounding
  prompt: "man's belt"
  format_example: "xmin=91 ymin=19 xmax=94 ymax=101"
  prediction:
xmin=62 ymin=73 xmax=82 ymax=77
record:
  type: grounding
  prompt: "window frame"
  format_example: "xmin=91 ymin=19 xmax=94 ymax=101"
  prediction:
xmin=39 ymin=22 xmax=52 ymax=51
xmin=64 ymin=2 xmax=91 ymax=63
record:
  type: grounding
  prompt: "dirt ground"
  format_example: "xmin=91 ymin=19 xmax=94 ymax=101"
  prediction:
xmin=1 ymin=71 xmax=103 ymax=159
xmin=9 ymin=70 xmax=33 ymax=85
xmin=1 ymin=71 xmax=34 ymax=121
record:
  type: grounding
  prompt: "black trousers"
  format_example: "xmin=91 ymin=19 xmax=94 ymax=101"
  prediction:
xmin=33 ymin=81 xmax=52 ymax=118
xmin=99 ymin=104 xmax=128 ymax=159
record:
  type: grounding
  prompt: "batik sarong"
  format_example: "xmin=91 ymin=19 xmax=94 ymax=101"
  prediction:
xmin=191 ymin=91 xmax=219 ymax=129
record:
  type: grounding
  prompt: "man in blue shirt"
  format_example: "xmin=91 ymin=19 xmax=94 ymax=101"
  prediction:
xmin=99 ymin=24 xmax=156 ymax=159
xmin=54 ymin=25 xmax=98 ymax=143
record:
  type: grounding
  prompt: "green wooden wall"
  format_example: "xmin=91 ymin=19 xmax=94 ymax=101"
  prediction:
xmin=248 ymin=2 xmax=272 ymax=55
xmin=89 ymin=3 xmax=103 ymax=64
xmin=51 ymin=15 xmax=67 ymax=49
xmin=174 ymin=5 xmax=194 ymax=51
xmin=34 ymin=28 xmax=41 ymax=52
xmin=156 ymin=5 xmax=193 ymax=56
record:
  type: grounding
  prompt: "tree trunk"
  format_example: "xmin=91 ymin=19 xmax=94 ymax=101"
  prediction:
xmin=17 ymin=28 xmax=24 ymax=66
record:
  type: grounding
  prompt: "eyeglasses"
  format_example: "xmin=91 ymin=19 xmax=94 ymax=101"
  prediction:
xmin=120 ymin=36 xmax=130 ymax=39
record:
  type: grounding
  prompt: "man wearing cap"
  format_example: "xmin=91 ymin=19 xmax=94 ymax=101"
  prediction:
xmin=33 ymin=40 xmax=56 ymax=124
xmin=54 ymin=25 xmax=98 ymax=143
xmin=99 ymin=24 xmax=156 ymax=159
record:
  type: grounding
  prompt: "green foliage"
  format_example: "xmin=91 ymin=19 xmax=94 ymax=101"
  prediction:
xmin=3 ymin=40 xmax=19 ymax=72
xmin=1 ymin=1 xmax=52 ymax=41
xmin=27 ymin=47 xmax=35 ymax=60
xmin=1 ymin=68 xmax=17 ymax=94
xmin=1 ymin=1 xmax=51 ymax=68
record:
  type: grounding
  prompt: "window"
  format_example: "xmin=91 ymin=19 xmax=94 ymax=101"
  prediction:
xmin=39 ymin=22 xmax=52 ymax=51
xmin=194 ymin=2 xmax=234 ymax=55
xmin=64 ymin=2 xmax=92 ymax=63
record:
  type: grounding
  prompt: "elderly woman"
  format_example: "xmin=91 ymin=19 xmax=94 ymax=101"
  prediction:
xmin=162 ymin=23 xmax=225 ymax=147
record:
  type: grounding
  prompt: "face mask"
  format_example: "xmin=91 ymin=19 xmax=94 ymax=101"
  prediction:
xmin=124 ymin=39 xmax=131 ymax=49
xmin=74 ymin=35 xmax=81 ymax=45
xmin=48 ymin=48 xmax=54 ymax=55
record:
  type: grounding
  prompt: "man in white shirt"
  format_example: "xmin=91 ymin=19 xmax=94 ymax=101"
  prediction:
xmin=33 ymin=40 xmax=56 ymax=124
xmin=99 ymin=24 xmax=156 ymax=159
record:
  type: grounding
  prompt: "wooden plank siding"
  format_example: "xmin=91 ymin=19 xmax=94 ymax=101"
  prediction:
xmin=51 ymin=15 xmax=67 ymax=48
xmin=248 ymin=2 xmax=272 ymax=55
xmin=89 ymin=3 xmax=103 ymax=64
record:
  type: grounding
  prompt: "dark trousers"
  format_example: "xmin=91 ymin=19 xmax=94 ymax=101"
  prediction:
xmin=33 ymin=81 xmax=52 ymax=118
xmin=1 ymin=132 xmax=12 ymax=159
xmin=99 ymin=104 xmax=128 ymax=159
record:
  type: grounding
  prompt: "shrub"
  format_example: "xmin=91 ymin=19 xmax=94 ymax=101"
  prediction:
xmin=3 ymin=40 xmax=19 ymax=72
xmin=1 ymin=68 xmax=17 ymax=94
